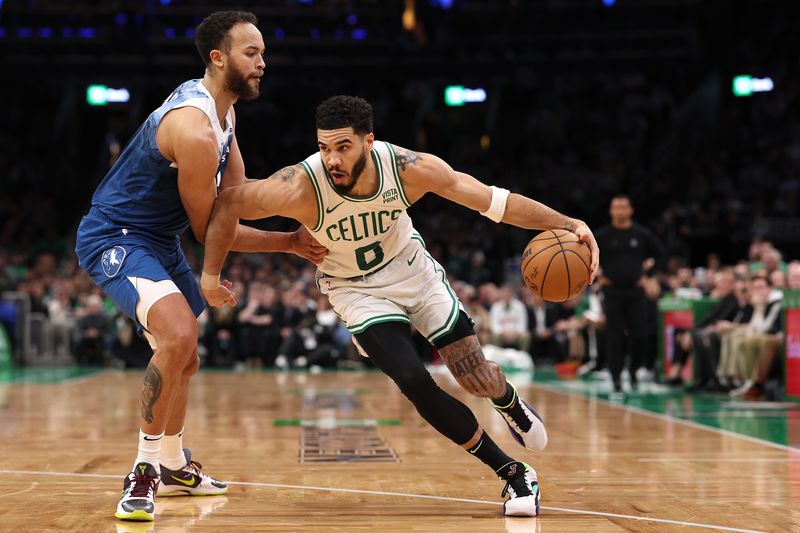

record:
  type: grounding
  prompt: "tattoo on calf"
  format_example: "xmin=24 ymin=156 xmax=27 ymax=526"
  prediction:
xmin=440 ymin=336 xmax=505 ymax=397
xmin=394 ymin=147 xmax=421 ymax=171
xmin=141 ymin=362 xmax=163 ymax=424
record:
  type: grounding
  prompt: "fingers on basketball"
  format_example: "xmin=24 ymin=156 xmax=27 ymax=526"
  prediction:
xmin=521 ymin=230 xmax=591 ymax=302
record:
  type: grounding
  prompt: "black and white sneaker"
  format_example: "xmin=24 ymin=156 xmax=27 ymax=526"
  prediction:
xmin=115 ymin=462 xmax=159 ymax=521
xmin=500 ymin=461 xmax=540 ymax=517
xmin=490 ymin=383 xmax=548 ymax=451
xmin=158 ymin=449 xmax=228 ymax=497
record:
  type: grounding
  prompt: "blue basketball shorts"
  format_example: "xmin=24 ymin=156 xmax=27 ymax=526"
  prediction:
xmin=75 ymin=216 xmax=205 ymax=331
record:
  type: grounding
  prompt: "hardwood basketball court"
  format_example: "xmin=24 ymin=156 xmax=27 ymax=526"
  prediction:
xmin=1 ymin=368 xmax=799 ymax=532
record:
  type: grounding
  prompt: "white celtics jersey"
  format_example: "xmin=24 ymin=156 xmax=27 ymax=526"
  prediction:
xmin=300 ymin=141 xmax=415 ymax=278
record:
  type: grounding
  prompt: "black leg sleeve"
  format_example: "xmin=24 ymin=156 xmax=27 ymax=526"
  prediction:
xmin=356 ymin=322 xmax=479 ymax=445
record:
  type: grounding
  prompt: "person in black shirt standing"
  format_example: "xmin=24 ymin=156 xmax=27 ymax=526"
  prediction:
xmin=595 ymin=195 xmax=666 ymax=393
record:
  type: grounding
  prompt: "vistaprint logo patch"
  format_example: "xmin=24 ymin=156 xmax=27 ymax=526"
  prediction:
xmin=383 ymin=188 xmax=399 ymax=203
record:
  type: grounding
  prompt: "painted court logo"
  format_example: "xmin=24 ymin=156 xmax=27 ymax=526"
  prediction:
xmin=101 ymin=246 xmax=126 ymax=277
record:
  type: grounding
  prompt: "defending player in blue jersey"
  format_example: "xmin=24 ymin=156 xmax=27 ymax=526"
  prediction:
xmin=75 ymin=11 xmax=326 ymax=522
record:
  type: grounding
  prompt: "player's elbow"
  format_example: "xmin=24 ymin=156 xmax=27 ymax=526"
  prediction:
xmin=191 ymin=227 xmax=207 ymax=245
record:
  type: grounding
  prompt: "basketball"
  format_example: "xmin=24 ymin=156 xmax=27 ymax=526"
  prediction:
xmin=521 ymin=230 xmax=591 ymax=302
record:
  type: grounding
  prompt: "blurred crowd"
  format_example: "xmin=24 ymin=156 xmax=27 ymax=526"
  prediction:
xmin=0 ymin=232 xmax=794 ymax=401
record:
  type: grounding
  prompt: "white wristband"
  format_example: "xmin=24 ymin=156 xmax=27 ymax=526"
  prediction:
xmin=480 ymin=186 xmax=510 ymax=223
xmin=200 ymin=271 xmax=220 ymax=290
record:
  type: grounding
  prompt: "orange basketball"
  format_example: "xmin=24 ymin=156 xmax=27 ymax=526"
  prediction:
xmin=521 ymin=230 xmax=591 ymax=302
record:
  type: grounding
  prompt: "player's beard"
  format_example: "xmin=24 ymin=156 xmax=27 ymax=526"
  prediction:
xmin=331 ymin=151 xmax=368 ymax=195
xmin=225 ymin=63 xmax=260 ymax=101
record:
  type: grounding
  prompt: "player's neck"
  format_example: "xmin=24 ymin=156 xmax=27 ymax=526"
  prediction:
xmin=201 ymin=72 xmax=237 ymax=128
xmin=347 ymin=156 xmax=379 ymax=197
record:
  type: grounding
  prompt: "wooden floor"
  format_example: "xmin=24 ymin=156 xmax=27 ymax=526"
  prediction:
xmin=1 ymin=369 xmax=799 ymax=532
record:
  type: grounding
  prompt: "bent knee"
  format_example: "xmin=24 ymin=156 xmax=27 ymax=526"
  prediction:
xmin=395 ymin=371 xmax=437 ymax=398
xmin=182 ymin=353 xmax=200 ymax=378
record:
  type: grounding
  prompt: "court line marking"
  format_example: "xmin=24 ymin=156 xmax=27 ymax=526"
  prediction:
xmin=0 ymin=482 xmax=37 ymax=499
xmin=531 ymin=381 xmax=800 ymax=454
xmin=639 ymin=457 xmax=800 ymax=463
xmin=0 ymin=469 xmax=766 ymax=532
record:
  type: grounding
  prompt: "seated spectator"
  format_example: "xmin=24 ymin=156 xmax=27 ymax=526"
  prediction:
xmin=74 ymin=294 xmax=110 ymax=365
xmin=718 ymin=275 xmax=781 ymax=391
xmin=666 ymin=268 xmax=734 ymax=386
xmin=522 ymin=290 xmax=567 ymax=364
xmin=237 ymin=283 xmax=283 ymax=368
xmin=736 ymin=334 xmax=783 ymax=401
xmin=457 ymin=283 xmax=492 ymax=346
xmin=490 ymin=284 xmax=530 ymax=353
xmin=687 ymin=275 xmax=753 ymax=391
xmin=204 ymin=280 xmax=245 ymax=367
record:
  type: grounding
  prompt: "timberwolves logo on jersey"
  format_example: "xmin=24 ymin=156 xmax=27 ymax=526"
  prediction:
xmin=101 ymin=246 xmax=127 ymax=277
xmin=215 ymin=134 xmax=233 ymax=188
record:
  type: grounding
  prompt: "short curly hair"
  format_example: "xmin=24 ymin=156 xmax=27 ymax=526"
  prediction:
xmin=195 ymin=11 xmax=258 ymax=66
xmin=315 ymin=95 xmax=373 ymax=135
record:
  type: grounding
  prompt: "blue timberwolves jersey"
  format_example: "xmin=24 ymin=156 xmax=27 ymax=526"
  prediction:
xmin=90 ymin=79 xmax=234 ymax=239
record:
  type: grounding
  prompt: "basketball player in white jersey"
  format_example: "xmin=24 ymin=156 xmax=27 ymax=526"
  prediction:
xmin=200 ymin=96 xmax=599 ymax=516
xmin=75 ymin=12 xmax=326 ymax=521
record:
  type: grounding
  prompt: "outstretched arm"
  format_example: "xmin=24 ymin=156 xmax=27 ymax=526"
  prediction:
xmin=395 ymin=146 xmax=599 ymax=281
xmin=200 ymin=164 xmax=321 ymax=307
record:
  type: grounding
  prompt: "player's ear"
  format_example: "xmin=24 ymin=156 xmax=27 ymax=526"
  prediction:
xmin=210 ymin=49 xmax=224 ymax=68
xmin=364 ymin=132 xmax=375 ymax=150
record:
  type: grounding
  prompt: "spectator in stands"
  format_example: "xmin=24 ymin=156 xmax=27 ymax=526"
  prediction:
xmin=237 ymin=283 xmax=283 ymax=368
xmin=788 ymin=262 xmax=800 ymax=289
xmin=722 ymin=275 xmax=782 ymax=395
xmin=204 ymin=280 xmax=244 ymax=367
xmin=457 ymin=283 xmax=492 ymax=346
xmin=666 ymin=268 xmax=735 ymax=386
xmin=522 ymin=290 xmax=566 ymax=364
xmin=490 ymin=284 xmax=530 ymax=353
xmin=74 ymin=294 xmax=110 ymax=365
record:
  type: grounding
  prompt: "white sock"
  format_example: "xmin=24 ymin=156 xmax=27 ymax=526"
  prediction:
xmin=160 ymin=427 xmax=187 ymax=470
xmin=135 ymin=429 xmax=164 ymax=473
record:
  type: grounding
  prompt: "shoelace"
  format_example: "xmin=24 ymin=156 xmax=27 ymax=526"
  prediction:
xmin=130 ymin=474 xmax=158 ymax=498
xmin=185 ymin=459 xmax=207 ymax=479
xmin=501 ymin=472 xmax=533 ymax=499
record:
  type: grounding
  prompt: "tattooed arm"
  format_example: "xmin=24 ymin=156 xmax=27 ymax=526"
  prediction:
xmin=393 ymin=144 xmax=598 ymax=281
xmin=201 ymin=165 xmax=323 ymax=306
xmin=222 ymin=166 xmax=324 ymax=258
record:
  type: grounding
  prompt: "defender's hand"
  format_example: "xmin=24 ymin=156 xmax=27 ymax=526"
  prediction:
xmin=291 ymin=226 xmax=328 ymax=265
xmin=200 ymin=274 xmax=237 ymax=308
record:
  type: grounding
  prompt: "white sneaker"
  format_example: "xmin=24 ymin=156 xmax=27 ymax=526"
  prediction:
xmin=635 ymin=367 xmax=655 ymax=382
xmin=115 ymin=462 xmax=159 ymax=521
xmin=274 ymin=355 xmax=290 ymax=371
xmin=489 ymin=383 xmax=548 ymax=451
xmin=500 ymin=462 xmax=540 ymax=517
xmin=730 ymin=379 xmax=754 ymax=397
xmin=158 ymin=449 xmax=227 ymax=497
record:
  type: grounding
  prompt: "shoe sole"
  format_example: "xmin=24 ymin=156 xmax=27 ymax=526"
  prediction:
xmin=157 ymin=487 xmax=228 ymax=497
xmin=114 ymin=509 xmax=154 ymax=521
xmin=503 ymin=491 xmax=540 ymax=516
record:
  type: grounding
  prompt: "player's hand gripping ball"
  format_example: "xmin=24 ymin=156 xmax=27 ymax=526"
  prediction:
xmin=521 ymin=230 xmax=591 ymax=302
